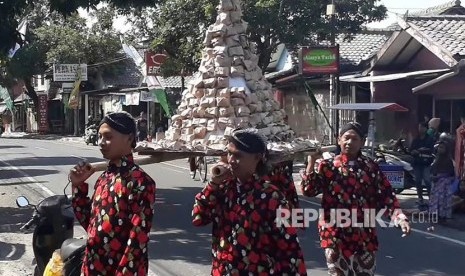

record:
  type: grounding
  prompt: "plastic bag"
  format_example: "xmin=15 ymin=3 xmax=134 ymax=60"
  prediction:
xmin=43 ymin=250 xmax=64 ymax=276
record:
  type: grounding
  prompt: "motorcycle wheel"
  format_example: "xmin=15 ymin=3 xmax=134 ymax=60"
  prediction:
xmin=92 ymin=139 xmax=98 ymax=146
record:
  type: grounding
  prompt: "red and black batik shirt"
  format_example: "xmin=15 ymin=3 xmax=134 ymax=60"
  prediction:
xmin=72 ymin=154 xmax=156 ymax=276
xmin=301 ymin=154 xmax=403 ymax=258
xmin=192 ymin=175 xmax=307 ymax=276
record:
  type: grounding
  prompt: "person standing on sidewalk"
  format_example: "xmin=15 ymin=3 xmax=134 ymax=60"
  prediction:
xmin=137 ymin=111 xmax=148 ymax=141
xmin=410 ymin=122 xmax=435 ymax=206
xmin=69 ymin=111 xmax=156 ymax=276
xmin=192 ymin=128 xmax=307 ymax=275
xmin=301 ymin=122 xmax=411 ymax=276
xmin=430 ymin=140 xmax=455 ymax=222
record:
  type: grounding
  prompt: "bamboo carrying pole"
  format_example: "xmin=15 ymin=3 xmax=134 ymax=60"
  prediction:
xmin=88 ymin=145 xmax=337 ymax=172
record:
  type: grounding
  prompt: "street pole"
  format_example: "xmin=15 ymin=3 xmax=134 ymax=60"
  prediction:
xmin=327 ymin=0 xmax=339 ymax=143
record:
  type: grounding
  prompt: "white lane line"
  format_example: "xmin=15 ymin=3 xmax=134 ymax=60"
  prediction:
xmin=159 ymin=166 xmax=184 ymax=174
xmin=162 ymin=162 xmax=190 ymax=171
xmin=0 ymin=158 xmax=55 ymax=196
xmin=298 ymin=197 xmax=465 ymax=247
xmin=34 ymin=146 xmax=47 ymax=150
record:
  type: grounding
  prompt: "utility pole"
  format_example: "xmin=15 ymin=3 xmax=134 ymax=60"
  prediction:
xmin=327 ymin=0 xmax=339 ymax=143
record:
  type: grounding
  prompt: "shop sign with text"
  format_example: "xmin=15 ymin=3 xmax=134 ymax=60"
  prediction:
xmin=299 ymin=46 xmax=339 ymax=75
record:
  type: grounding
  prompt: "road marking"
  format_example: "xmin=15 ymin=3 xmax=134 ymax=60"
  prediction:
xmin=6 ymin=245 xmax=16 ymax=259
xmin=162 ymin=162 xmax=190 ymax=171
xmin=34 ymin=146 xmax=47 ymax=150
xmin=0 ymin=158 xmax=54 ymax=197
xmin=298 ymin=197 xmax=465 ymax=247
xmin=159 ymin=165 xmax=184 ymax=174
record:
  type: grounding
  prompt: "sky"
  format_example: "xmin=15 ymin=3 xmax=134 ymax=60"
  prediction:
xmin=367 ymin=0 xmax=458 ymax=28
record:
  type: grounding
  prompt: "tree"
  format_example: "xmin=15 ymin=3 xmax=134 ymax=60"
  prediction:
xmin=1 ymin=3 xmax=123 ymax=108
xmin=0 ymin=0 xmax=155 ymax=59
xmin=126 ymin=0 xmax=387 ymax=75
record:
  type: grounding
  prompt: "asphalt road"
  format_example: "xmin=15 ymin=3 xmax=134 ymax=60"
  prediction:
xmin=1 ymin=138 xmax=465 ymax=275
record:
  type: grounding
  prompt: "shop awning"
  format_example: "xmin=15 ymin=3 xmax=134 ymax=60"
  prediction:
xmin=328 ymin=103 xmax=409 ymax=112
xmin=340 ymin=69 xmax=450 ymax=82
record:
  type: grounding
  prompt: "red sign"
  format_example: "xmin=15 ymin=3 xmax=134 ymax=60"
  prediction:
xmin=38 ymin=94 xmax=48 ymax=133
xmin=299 ymin=46 xmax=339 ymax=75
xmin=145 ymin=51 xmax=168 ymax=76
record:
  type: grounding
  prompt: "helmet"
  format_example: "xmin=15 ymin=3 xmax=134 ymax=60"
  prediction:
xmin=439 ymin=132 xmax=451 ymax=141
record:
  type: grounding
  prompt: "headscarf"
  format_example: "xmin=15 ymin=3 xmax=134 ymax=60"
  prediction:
xmin=99 ymin=111 xmax=137 ymax=147
xmin=339 ymin=122 xmax=365 ymax=138
xmin=428 ymin=118 xmax=440 ymax=129
xmin=226 ymin=128 xmax=267 ymax=154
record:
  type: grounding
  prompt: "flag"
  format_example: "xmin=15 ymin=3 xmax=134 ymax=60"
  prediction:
xmin=152 ymin=88 xmax=171 ymax=116
xmin=68 ymin=70 xmax=82 ymax=109
xmin=0 ymin=86 xmax=14 ymax=112
xmin=8 ymin=19 xmax=28 ymax=58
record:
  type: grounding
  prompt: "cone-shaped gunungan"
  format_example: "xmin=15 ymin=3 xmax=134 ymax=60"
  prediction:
xmin=161 ymin=0 xmax=298 ymax=151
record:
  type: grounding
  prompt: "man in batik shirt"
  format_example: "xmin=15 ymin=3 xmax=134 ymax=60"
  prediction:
xmin=192 ymin=128 xmax=307 ymax=275
xmin=301 ymin=122 xmax=411 ymax=276
xmin=70 ymin=111 xmax=156 ymax=276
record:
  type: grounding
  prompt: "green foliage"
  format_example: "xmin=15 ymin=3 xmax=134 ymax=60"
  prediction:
xmin=0 ymin=0 xmax=158 ymax=58
xmin=126 ymin=0 xmax=387 ymax=76
xmin=1 ymin=3 xmax=123 ymax=106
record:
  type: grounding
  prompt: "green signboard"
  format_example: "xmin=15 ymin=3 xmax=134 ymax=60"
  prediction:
xmin=299 ymin=46 xmax=339 ymax=75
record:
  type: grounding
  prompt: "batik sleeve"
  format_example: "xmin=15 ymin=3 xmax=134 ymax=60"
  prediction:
xmin=116 ymin=172 xmax=156 ymax=275
xmin=71 ymin=181 xmax=91 ymax=230
xmin=300 ymin=160 xmax=330 ymax=197
xmin=192 ymin=182 xmax=226 ymax=226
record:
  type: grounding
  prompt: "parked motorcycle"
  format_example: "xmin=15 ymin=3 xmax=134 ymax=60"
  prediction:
xmin=84 ymin=124 xmax=98 ymax=146
xmin=16 ymin=184 xmax=86 ymax=276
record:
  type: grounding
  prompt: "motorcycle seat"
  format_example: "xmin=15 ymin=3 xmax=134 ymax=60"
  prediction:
xmin=61 ymin=238 xmax=86 ymax=261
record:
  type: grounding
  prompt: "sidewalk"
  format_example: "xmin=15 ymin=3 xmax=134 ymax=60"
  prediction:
xmin=0 ymin=177 xmax=44 ymax=276
xmin=1 ymin=132 xmax=84 ymax=143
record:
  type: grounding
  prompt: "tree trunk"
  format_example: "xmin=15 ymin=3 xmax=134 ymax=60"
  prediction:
xmin=24 ymin=79 xmax=39 ymax=112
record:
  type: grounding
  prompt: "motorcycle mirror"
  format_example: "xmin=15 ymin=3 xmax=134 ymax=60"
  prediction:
xmin=16 ymin=196 xmax=30 ymax=207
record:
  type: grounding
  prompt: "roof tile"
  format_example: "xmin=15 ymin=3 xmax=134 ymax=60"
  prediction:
xmin=409 ymin=15 xmax=465 ymax=56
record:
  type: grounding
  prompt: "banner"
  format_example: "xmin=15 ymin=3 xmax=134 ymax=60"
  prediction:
xmin=68 ymin=70 xmax=82 ymax=109
xmin=152 ymin=89 xmax=171 ymax=116
xmin=299 ymin=46 xmax=339 ymax=75
xmin=0 ymin=86 xmax=14 ymax=112
xmin=37 ymin=94 xmax=48 ymax=133
xmin=54 ymin=64 xmax=88 ymax=82
xmin=125 ymin=92 xmax=140 ymax=106
xmin=140 ymin=90 xmax=158 ymax=102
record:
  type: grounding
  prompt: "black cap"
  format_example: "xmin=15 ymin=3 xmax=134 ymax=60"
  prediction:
xmin=226 ymin=128 xmax=267 ymax=154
